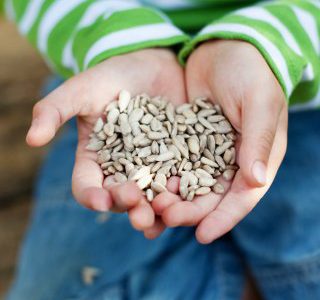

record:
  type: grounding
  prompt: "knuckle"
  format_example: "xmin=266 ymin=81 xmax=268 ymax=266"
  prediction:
xmin=258 ymin=128 xmax=274 ymax=155
xmin=32 ymin=101 xmax=45 ymax=116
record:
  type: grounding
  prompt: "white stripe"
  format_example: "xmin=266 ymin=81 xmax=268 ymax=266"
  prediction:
xmin=235 ymin=7 xmax=314 ymax=82
xmin=19 ymin=0 xmax=45 ymax=35
xmin=142 ymin=0 xmax=198 ymax=9
xmin=291 ymin=6 xmax=320 ymax=55
xmin=62 ymin=1 xmax=140 ymax=71
xmin=290 ymin=87 xmax=320 ymax=111
xmin=38 ymin=0 xmax=87 ymax=54
xmin=4 ymin=0 xmax=16 ymax=21
xmin=200 ymin=23 xmax=293 ymax=96
xmin=309 ymin=0 xmax=320 ymax=9
xmin=84 ymin=23 xmax=184 ymax=69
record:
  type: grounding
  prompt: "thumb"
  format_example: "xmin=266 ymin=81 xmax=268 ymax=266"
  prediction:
xmin=239 ymin=94 xmax=284 ymax=187
xmin=26 ymin=78 xmax=88 ymax=147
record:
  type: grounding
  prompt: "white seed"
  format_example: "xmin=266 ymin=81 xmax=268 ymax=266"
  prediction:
xmin=214 ymin=134 xmax=224 ymax=145
xmin=129 ymin=108 xmax=144 ymax=123
xmin=187 ymin=190 xmax=195 ymax=201
xmin=137 ymin=174 xmax=153 ymax=189
xmin=141 ymin=113 xmax=153 ymax=124
xmin=195 ymin=187 xmax=211 ymax=196
xmin=195 ymin=168 xmax=212 ymax=179
xmin=118 ymin=90 xmax=131 ymax=112
xmin=172 ymin=136 xmax=189 ymax=159
xmin=146 ymin=189 xmax=154 ymax=202
xmin=188 ymin=135 xmax=200 ymax=155
xmin=119 ymin=113 xmax=132 ymax=136
xmin=86 ymin=140 xmax=104 ymax=151
xmin=93 ymin=118 xmax=104 ymax=133
xmin=155 ymin=152 xmax=175 ymax=162
xmin=151 ymin=161 xmax=162 ymax=173
xmin=130 ymin=166 xmax=151 ymax=181
xmin=147 ymin=103 xmax=159 ymax=116
xmin=108 ymin=108 xmax=120 ymax=124
xmin=198 ymin=117 xmax=215 ymax=131
xmin=150 ymin=118 xmax=163 ymax=131
xmin=165 ymin=102 xmax=175 ymax=123
xmin=215 ymin=155 xmax=226 ymax=169
xmin=151 ymin=182 xmax=167 ymax=193
xmin=176 ymin=103 xmax=192 ymax=114
xmin=103 ymin=123 xmax=114 ymax=137
xmin=215 ymin=141 xmax=233 ymax=155
xmin=207 ymin=135 xmax=216 ymax=153
xmin=115 ymin=172 xmax=127 ymax=183
xmin=213 ymin=183 xmax=224 ymax=194
xmin=207 ymin=115 xmax=225 ymax=123
xmin=155 ymin=173 xmax=167 ymax=186
xmin=138 ymin=146 xmax=152 ymax=158
xmin=223 ymin=169 xmax=235 ymax=181
xmin=201 ymin=157 xmax=219 ymax=168
xmin=199 ymin=176 xmax=216 ymax=187
xmin=147 ymin=131 xmax=168 ymax=140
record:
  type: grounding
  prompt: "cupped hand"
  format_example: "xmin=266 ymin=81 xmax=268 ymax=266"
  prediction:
xmin=151 ymin=40 xmax=288 ymax=243
xmin=26 ymin=48 xmax=187 ymax=232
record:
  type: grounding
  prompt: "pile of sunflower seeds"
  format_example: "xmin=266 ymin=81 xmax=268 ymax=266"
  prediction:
xmin=87 ymin=90 xmax=237 ymax=202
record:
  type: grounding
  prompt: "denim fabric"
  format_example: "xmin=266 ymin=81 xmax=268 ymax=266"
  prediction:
xmin=6 ymin=118 xmax=245 ymax=300
xmin=6 ymin=78 xmax=320 ymax=300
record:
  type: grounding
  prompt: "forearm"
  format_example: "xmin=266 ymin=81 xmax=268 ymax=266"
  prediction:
xmin=180 ymin=0 xmax=320 ymax=109
xmin=4 ymin=0 xmax=189 ymax=78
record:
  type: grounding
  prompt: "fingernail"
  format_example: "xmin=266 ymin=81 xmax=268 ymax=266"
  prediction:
xmin=252 ymin=160 xmax=267 ymax=186
xmin=92 ymin=198 xmax=110 ymax=212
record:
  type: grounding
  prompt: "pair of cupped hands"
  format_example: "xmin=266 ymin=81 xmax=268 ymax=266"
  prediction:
xmin=26 ymin=40 xmax=288 ymax=244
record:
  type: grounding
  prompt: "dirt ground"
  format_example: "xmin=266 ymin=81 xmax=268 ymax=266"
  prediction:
xmin=0 ymin=17 xmax=50 ymax=297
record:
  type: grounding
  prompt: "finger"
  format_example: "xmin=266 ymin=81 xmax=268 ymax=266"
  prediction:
xmin=144 ymin=217 xmax=166 ymax=239
xmin=151 ymin=176 xmax=180 ymax=215
xmin=196 ymin=108 xmax=288 ymax=244
xmin=72 ymin=140 xmax=112 ymax=212
xmin=152 ymin=192 xmax=181 ymax=215
xmin=167 ymin=176 xmax=180 ymax=194
xmin=108 ymin=181 xmax=143 ymax=213
xmin=26 ymin=78 xmax=90 ymax=147
xmin=128 ymin=198 xmax=155 ymax=230
xmin=239 ymin=90 xmax=285 ymax=187
xmin=162 ymin=177 xmax=229 ymax=227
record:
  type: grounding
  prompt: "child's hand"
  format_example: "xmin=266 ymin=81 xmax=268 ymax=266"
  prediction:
xmin=151 ymin=40 xmax=288 ymax=243
xmin=26 ymin=48 xmax=187 ymax=232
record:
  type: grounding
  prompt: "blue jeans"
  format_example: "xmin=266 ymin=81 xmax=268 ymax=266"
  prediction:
xmin=6 ymin=82 xmax=320 ymax=299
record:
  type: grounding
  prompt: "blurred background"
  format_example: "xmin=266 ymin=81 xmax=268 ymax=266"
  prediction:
xmin=0 ymin=14 xmax=50 ymax=296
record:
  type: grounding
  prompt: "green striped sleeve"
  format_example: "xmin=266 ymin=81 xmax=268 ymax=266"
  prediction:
xmin=180 ymin=0 xmax=320 ymax=109
xmin=4 ymin=0 xmax=190 ymax=78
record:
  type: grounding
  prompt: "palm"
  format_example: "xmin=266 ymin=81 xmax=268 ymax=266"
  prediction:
xmin=27 ymin=49 xmax=187 ymax=231
xmin=151 ymin=41 xmax=288 ymax=243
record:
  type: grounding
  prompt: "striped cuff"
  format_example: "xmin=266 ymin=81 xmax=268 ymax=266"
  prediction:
xmin=180 ymin=0 xmax=320 ymax=105
xmin=7 ymin=0 xmax=189 ymax=78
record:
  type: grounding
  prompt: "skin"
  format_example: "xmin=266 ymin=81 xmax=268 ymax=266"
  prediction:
xmin=26 ymin=48 xmax=186 ymax=231
xmin=26 ymin=40 xmax=288 ymax=244
xmin=150 ymin=40 xmax=288 ymax=243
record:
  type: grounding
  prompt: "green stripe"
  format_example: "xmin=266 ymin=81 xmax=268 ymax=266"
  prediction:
xmin=266 ymin=4 xmax=320 ymax=104
xmin=219 ymin=14 xmax=306 ymax=87
xmin=73 ymin=7 xmax=171 ymax=71
xmin=26 ymin=0 xmax=54 ymax=46
xmin=87 ymin=35 xmax=189 ymax=71
xmin=46 ymin=1 xmax=91 ymax=78
xmin=11 ymin=0 xmax=29 ymax=22
xmin=180 ymin=29 xmax=292 ymax=98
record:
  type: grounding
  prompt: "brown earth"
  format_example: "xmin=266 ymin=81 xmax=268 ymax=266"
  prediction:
xmin=0 ymin=17 xmax=50 ymax=297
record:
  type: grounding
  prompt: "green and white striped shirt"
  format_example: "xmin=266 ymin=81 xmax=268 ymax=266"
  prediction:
xmin=5 ymin=0 xmax=320 ymax=110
